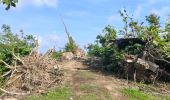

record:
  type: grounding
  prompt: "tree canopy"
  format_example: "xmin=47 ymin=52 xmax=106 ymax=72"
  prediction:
xmin=0 ymin=0 xmax=18 ymax=10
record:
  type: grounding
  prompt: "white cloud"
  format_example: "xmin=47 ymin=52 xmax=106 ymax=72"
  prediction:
xmin=18 ymin=0 xmax=59 ymax=8
xmin=151 ymin=6 xmax=170 ymax=18
xmin=38 ymin=31 xmax=67 ymax=52
xmin=39 ymin=35 xmax=63 ymax=47
xmin=134 ymin=5 xmax=142 ymax=18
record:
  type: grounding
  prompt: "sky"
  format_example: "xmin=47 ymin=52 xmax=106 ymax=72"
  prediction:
xmin=0 ymin=0 xmax=170 ymax=52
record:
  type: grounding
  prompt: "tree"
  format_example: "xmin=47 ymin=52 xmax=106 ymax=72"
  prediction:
xmin=119 ymin=9 xmax=144 ymax=38
xmin=87 ymin=25 xmax=123 ymax=72
xmin=61 ymin=17 xmax=78 ymax=53
xmin=65 ymin=36 xmax=77 ymax=53
xmin=0 ymin=24 xmax=36 ymax=87
xmin=87 ymin=10 xmax=170 ymax=79
xmin=0 ymin=24 xmax=35 ymax=77
xmin=0 ymin=0 xmax=18 ymax=10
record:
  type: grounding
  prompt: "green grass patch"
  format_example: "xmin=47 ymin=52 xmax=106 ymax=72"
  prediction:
xmin=77 ymin=71 xmax=96 ymax=79
xmin=160 ymin=96 xmax=170 ymax=100
xmin=27 ymin=86 xmax=71 ymax=100
xmin=74 ymin=83 xmax=112 ymax=100
xmin=138 ymin=83 xmax=170 ymax=100
xmin=122 ymin=88 xmax=155 ymax=100
xmin=80 ymin=83 xmax=96 ymax=91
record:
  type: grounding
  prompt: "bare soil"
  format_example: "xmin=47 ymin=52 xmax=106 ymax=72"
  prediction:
xmin=59 ymin=60 xmax=128 ymax=100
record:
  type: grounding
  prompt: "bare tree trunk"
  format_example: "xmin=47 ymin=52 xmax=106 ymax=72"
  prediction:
xmin=134 ymin=69 xmax=136 ymax=83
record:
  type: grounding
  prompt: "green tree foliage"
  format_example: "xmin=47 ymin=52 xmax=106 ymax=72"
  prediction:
xmin=119 ymin=9 xmax=144 ymax=38
xmin=87 ymin=43 xmax=103 ymax=57
xmin=139 ymin=14 xmax=170 ymax=60
xmin=0 ymin=0 xmax=18 ymax=10
xmin=162 ymin=19 xmax=170 ymax=59
xmin=65 ymin=36 xmax=78 ymax=53
xmin=87 ymin=25 xmax=123 ymax=72
xmin=88 ymin=9 xmax=170 ymax=74
xmin=61 ymin=18 xmax=78 ymax=53
xmin=119 ymin=9 xmax=170 ymax=60
xmin=0 ymin=24 xmax=35 ymax=80
xmin=52 ymin=50 xmax=63 ymax=60
xmin=119 ymin=9 xmax=145 ymax=55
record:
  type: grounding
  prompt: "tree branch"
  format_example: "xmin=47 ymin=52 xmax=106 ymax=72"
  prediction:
xmin=12 ymin=51 xmax=25 ymax=65
xmin=0 ymin=88 xmax=30 ymax=95
xmin=0 ymin=60 xmax=13 ymax=69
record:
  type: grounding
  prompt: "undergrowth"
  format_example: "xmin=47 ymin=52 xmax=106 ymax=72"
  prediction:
xmin=27 ymin=86 xmax=71 ymax=100
xmin=122 ymin=88 xmax=155 ymax=100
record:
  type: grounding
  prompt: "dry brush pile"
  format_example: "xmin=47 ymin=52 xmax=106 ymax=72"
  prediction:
xmin=0 ymin=50 xmax=63 ymax=96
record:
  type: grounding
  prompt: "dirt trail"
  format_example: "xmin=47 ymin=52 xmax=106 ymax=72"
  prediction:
xmin=59 ymin=60 xmax=128 ymax=100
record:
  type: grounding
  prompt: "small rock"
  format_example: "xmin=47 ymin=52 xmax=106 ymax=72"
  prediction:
xmin=68 ymin=97 xmax=73 ymax=100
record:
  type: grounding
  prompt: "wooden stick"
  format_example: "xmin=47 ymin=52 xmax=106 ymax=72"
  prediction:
xmin=12 ymin=51 xmax=25 ymax=65
xmin=148 ymin=52 xmax=170 ymax=64
xmin=10 ymin=60 xmax=17 ymax=79
xmin=0 ymin=88 xmax=30 ymax=95
xmin=1 ymin=70 xmax=12 ymax=77
xmin=6 ymin=74 xmax=23 ymax=86
xmin=0 ymin=60 xmax=13 ymax=69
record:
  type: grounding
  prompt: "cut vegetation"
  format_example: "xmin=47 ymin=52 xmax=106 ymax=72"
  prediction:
xmin=0 ymin=2 xmax=170 ymax=99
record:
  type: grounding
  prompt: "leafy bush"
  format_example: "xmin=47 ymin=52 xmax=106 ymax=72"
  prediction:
xmin=119 ymin=9 xmax=170 ymax=61
xmin=122 ymin=88 xmax=155 ymax=100
xmin=65 ymin=36 xmax=78 ymax=53
xmin=87 ymin=25 xmax=123 ymax=72
xmin=87 ymin=43 xmax=103 ymax=57
xmin=52 ymin=50 xmax=63 ymax=60
xmin=124 ymin=43 xmax=143 ymax=55
xmin=27 ymin=86 xmax=71 ymax=100
xmin=0 ymin=25 xmax=35 ymax=62
xmin=87 ymin=10 xmax=170 ymax=76
xmin=0 ymin=24 xmax=35 ymax=85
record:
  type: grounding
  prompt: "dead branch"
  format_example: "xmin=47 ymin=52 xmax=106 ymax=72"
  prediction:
xmin=0 ymin=60 xmax=13 ymax=69
xmin=10 ymin=60 xmax=17 ymax=79
xmin=1 ymin=70 xmax=12 ymax=77
xmin=60 ymin=15 xmax=71 ymax=43
xmin=0 ymin=88 xmax=29 ymax=95
xmin=148 ymin=51 xmax=170 ymax=64
xmin=29 ymin=38 xmax=39 ymax=56
xmin=0 ymin=51 xmax=63 ymax=96
xmin=12 ymin=51 xmax=25 ymax=65
xmin=6 ymin=74 xmax=24 ymax=86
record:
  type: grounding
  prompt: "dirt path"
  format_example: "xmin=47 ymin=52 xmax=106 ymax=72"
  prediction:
xmin=25 ymin=59 xmax=170 ymax=100
xmin=59 ymin=60 xmax=128 ymax=100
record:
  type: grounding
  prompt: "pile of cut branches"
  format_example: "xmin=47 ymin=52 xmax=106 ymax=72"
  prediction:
xmin=0 ymin=50 xmax=63 ymax=96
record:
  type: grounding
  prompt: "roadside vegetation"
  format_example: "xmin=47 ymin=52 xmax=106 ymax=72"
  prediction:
xmin=87 ymin=9 xmax=170 ymax=83
xmin=0 ymin=24 xmax=35 ymax=87
xmin=0 ymin=1 xmax=170 ymax=99
xmin=27 ymin=86 xmax=71 ymax=100
xmin=122 ymin=88 xmax=170 ymax=100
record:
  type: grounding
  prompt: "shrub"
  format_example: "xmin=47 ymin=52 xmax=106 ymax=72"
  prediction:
xmin=87 ymin=25 xmax=123 ymax=73
xmin=65 ymin=36 xmax=78 ymax=53
xmin=52 ymin=50 xmax=63 ymax=60
xmin=0 ymin=24 xmax=35 ymax=85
